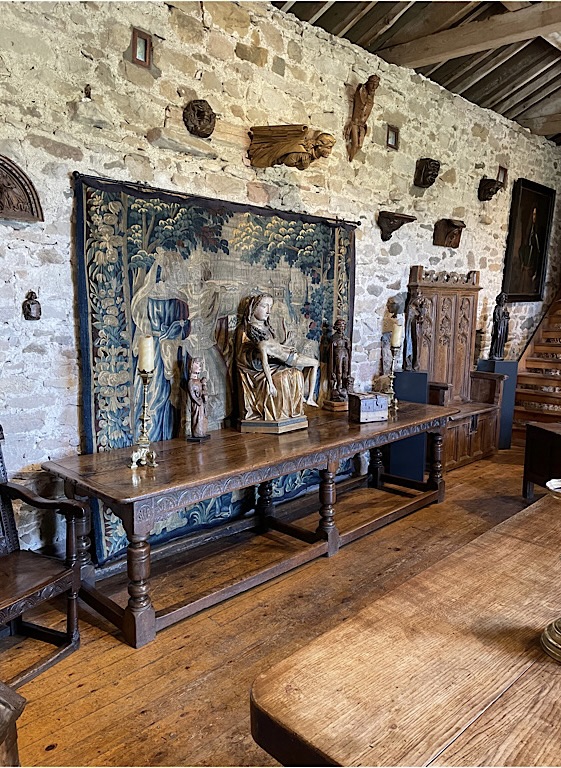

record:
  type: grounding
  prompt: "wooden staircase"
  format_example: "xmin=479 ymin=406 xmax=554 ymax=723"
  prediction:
xmin=514 ymin=292 xmax=561 ymax=444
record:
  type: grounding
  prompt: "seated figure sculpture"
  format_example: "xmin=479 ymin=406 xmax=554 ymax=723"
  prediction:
xmin=235 ymin=293 xmax=319 ymax=429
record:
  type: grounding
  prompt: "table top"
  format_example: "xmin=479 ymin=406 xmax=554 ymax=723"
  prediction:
xmin=42 ymin=403 xmax=454 ymax=514
xmin=250 ymin=494 xmax=561 ymax=767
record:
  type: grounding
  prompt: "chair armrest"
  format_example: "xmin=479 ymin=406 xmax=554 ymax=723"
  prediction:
xmin=1 ymin=482 xmax=86 ymax=522
xmin=469 ymin=370 xmax=507 ymax=406
xmin=429 ymin=381 xmax=452 ymax=406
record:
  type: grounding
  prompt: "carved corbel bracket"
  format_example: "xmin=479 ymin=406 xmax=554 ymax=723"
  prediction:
xmin=0 ymin=155 xmax=43 ymax=223
xmin=414 ymin=158 xmax=440 ymax=188
xmin=478 ymin=177 xmax=503 ymax=201
xmin=433 ymin=218 xmax=466 ymax=248
xmin=377 ymin=211 xmax=416 ymax=241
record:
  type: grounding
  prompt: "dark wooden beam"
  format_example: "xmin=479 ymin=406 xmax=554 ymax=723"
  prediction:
xmin=379 ymin=2 xmax=561 ymax=67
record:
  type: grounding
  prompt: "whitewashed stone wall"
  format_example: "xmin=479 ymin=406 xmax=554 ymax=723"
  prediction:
xmin=1 ymin=1 xmax=560 ymax=548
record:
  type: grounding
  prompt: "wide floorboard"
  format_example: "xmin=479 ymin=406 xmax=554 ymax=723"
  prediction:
xmin=2 ymin=447 xmax=541 ymax=766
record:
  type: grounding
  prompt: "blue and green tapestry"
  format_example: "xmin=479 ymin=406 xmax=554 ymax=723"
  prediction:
xmin=74 ymin=174 xmax=355 ymax=564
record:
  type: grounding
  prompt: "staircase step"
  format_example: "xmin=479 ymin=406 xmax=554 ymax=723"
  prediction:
xmin=517 ymin=372 xmax=561 ymax=386
xmin=524 ymin=357 xmax=561 ymax=370
xmin=532 ymin=344 xmax=561 ymax=355
xmin=514 ymin=406 xmax=561 ymax=422
xmin=516 ymin=389 xmax=561 ymax=405
xmin=540 ymin=330 xmax=561 ymax=342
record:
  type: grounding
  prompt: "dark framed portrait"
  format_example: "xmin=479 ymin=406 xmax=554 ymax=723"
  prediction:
xmin=502 ymin=178 xmax=556 ymax=302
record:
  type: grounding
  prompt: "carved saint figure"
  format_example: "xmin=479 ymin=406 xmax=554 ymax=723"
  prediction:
xmin=22 ymin=290 xmax=41 ymax=321
xmin=489 ymin=292 xmax=510 ymax=361
xmin=403 ymin=288 xmax=429 ymax=371
xmin=235 ymin=293 xmax=319 ymax=422
xmin=328 ymin=317 xmax=352 ymax=402
xmin=344 ymin=74 xmax=380 ymax=162
xmin=414 ymin=158 xmax=440 ymax=188
xmin=248 ymin=125 xmax=336 ymax=170
xmin=183 ymin=99 xmax=216 ymax=138
xmin=187 ymin=357 xmax=209 ymax=440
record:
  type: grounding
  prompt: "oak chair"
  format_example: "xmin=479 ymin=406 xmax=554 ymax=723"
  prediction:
xmin=0 ymin=424 xmax=85 ymax=689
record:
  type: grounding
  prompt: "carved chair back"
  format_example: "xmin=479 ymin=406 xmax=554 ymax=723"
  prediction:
xmin=0 ymin=424 xmax=20 ymax=556
xmin=407 ymin=265 xmax=481 ymax=403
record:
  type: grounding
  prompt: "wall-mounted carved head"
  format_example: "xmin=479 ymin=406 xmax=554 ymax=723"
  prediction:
xmin=183 ymin=99 xmax=216 ymax=138
xmin=414 ymin=158 xmax=440 ymax=188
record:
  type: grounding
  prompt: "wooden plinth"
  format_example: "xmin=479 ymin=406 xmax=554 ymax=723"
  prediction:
xmin=322 ymin=399 xmax=348 ymax=412
xmin=238 ymin=416 xmax=308 ymax=434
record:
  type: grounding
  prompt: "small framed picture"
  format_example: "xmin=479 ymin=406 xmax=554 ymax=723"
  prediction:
xmin=386 ymin=125 xmax=399 ymax=150
xmin=497 ymin=165 xmax=508 ymax=185
xmin=132 ymin=28 xmax=152 ymax=68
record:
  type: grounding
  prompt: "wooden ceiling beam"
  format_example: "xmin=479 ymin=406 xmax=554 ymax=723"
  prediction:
xmin=370 ymin=1 xmax=478 ymax=52
xmin=278 ymin=1 xmax=296 ymax=11
xmin=447 ymin=41 xmax=531 ymax=94
xmin=481 ymin=51 xmax=557 ymax=109
xmin=498 ymin=62 xmax=561 ymax=116
xmin=518 ymin=89 xmax=561 ymax=120
xmin=331 ymin=2 xmax=378 ymax=38
xmin=519 ymin=112 xmax=561 ymax=135
xmin=354 ymin=1 xmax=415 ymax=48
xmin=307 ymin=1 xmax=335 ymax=25
xmin=379 ymin=2 xmax=561 ymax=68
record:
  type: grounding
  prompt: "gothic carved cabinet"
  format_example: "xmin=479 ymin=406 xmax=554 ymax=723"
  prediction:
xmin=407 ymin=266 xmax=505 ymax=470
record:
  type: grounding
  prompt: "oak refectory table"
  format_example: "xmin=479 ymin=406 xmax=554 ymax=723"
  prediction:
xmin=42 ymin=402 xmax=456 ymax=647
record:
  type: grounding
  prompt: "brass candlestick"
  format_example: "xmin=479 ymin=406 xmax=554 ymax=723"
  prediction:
xmin=387 ymin=344 xmax=400 ymax=414
xmin=130 ymin=370 xmax=158 ymax=469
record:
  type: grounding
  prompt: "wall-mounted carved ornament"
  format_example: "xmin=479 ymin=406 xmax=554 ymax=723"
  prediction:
xmin=414 ymin=158 xmax=440 ymax=188
xmin=0 ymin=155 xmax=43 ymax=223
xmin=344 ymin=74 xmax=380 ymax=162
xmin=377 ymin=211 xmax=416 ymax=241
xmin=248 ymin=125 xmax=336 ymax=170
xmin=433 ymin=218 xmax=466 ymax=249
xmin=478 ymin=177 xmax=503 ymax=201
xmin=22 ymin=290 xmax=41 ymax=320
xmin=182 ymin=99 xmax=216 ymax=138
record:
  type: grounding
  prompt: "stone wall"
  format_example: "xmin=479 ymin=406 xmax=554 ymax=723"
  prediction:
xmin=1 ymin=1 xmax=560 ymax=548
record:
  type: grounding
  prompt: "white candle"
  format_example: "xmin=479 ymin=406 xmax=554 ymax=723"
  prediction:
xmin=391 ymin=320 xmax=403 ymax=347
xmin=138 ymin=335 xmax=155 ymax=372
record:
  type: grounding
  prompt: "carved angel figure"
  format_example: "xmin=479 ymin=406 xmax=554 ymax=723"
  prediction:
xmin=248 ymin=125 xmax=336 ymax=170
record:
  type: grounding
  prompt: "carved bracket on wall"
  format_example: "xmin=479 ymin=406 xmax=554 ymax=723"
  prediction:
xmin=414 ymin=158 xmax=440 ymax=188
xmin=433 ymin=218 xmax=466 ymax=248
xmin=478 ymin=177 xmax=503 ymax=201
xmin=0 ymin=155 xmax=43 ymax=223
xmin=377 ymin=211 xmax=416 ymax=241
xmin=248 ymin=125 xmax=336 ymax=170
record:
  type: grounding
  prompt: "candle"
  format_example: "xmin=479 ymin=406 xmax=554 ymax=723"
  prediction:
xmin=138 ymin=335 xmax=155 ymax=372
xmin=391 ymin=320 xmax=403 ymax=347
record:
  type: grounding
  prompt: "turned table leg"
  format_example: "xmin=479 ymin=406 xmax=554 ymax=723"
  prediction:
xmin=368 ymin=447 xmax=384 ymax=488
xmin=122 ymin=534 xmax=156 ymax=648
xmin=64 ymin=480 xmax=95 ymax=585
xmin=256 ymin=480 xmax=275 ymax=533
xmin=428 ymin=431 xmax=445 ymax=502
xmin=316 ymin=461 xmax=340 ymax=556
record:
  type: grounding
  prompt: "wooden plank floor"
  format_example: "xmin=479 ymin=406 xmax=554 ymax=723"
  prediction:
xmin=1 ymin=447 xmax=541 ymax=766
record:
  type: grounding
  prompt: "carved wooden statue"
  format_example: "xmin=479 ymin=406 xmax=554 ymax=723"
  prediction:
xmin=433 ymin=218 xmax=466 ymax=248
xmin=248 ymin=125 xmax=336 ymax=170
xmin=22 ymin=290 xmax=41 ymax=320
xmin=414 ymin=158 xmax=440 ymax=188
xmin=403 ymin=288 xmax=430 ymax=372
xmin=234 ymin=293 xmax=319 ymax=429
xmin=327 ymin=317 xmax=352 ymax=403
xmin=478 ymin=178 xmax=503 ymax=201
xmin=187 ymin=357 xmax=210 ymax=441
xmin=489 ymin=292 xmax=510 ymax=360
xmin=183 ymin=99 xmax=216 ymax=138
xmin=344 ymin=74 xmax=380 ymax=161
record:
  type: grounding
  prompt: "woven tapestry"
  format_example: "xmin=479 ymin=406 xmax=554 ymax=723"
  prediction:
xmin=74 ymin=174 xmax=355 ymax=564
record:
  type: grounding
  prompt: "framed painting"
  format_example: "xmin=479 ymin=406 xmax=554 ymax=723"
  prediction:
xmin=501 ymin=178 xmax=556 ymax=302
xmin=73 ymin=173 xmax=356 ymax=563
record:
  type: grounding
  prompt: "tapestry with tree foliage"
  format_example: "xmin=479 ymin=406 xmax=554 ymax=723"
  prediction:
xmin=74 ymin=173 xmax=355 ymax=564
